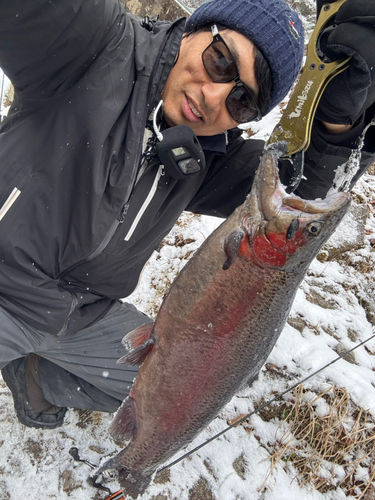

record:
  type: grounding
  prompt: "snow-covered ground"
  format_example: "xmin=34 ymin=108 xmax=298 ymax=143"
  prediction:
xmin=0 ymin=101 xmax=374 ymax=499
xmin=1 ymin=7 xmax=375 ymax=499
xmin=0 ymin=72 xmax=10 ymax=123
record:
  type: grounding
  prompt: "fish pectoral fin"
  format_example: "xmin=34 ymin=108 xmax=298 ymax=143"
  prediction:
xmin=223 ymin=229 xmax=246 ymax=270
xmin=118 ymin=322 xmax=155 ymax=366
xmin=109 ymin=396 xmax=138 ymax=442
xmin=118 ymin=337 xmax=155 ymax=365
xmin=121 ymin=322 xmax=154 ymax=350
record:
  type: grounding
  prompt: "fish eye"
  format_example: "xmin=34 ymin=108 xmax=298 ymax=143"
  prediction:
xmin=306 ymin=222 xmax=322 ymax=236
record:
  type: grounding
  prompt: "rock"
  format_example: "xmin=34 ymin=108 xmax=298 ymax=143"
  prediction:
xmin=233 ymin=454 xmax=247 ymax=480
xmin=347 ymin=329 xmax=358 ymax=343
xmin=287 ymin=315 xmax=307 ymax=333
xmin=189 ymin=477 xmax=215 ymax=500
xmin=153 ymin=469 xmax=171 ymax=485
xmin=0 ymin=481 xmax=10 ymax=500
xmin=323 ymin=203 xmax=370 ymax=260
xmin=286 ymin=0 xmax=316 ymax=21
xmin=120 ymin=0 xmax=188 ymax=21
xmin=336 ymin=342 xmax=357 ymax=365
xmin=89 ymin=445 xmax=106 ymax=455
xmin=60 ymin=470 xmax=83 ymax=494
xmin=306 ymin=289 xmax=339 ymax=310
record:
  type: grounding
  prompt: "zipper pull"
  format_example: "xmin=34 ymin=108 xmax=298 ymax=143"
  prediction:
xmin=118 ymin=203 xmax=129 ymax=223
xmin=144 ymin=135 xmax=157 ymax=162
xmin=157 ymin=165 xmax=165 ymax=189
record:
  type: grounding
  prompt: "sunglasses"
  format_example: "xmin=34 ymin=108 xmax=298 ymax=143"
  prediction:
xmin=202 ymin=25 xmax=262 ymax=124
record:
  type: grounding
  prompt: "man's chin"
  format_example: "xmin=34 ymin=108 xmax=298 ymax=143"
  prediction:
xmin=163 ymin=108 xmax=225 ymax=136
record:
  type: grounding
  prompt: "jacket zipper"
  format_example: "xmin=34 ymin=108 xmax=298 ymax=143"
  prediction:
xmin=124 ymin=164 xmax=164 ymax=241
xmin=56 ymin=26 xmax=177 ymax=284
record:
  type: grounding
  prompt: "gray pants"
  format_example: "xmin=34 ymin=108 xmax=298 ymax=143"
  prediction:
xmin=0 ymin=301 xmax=153 ymax=412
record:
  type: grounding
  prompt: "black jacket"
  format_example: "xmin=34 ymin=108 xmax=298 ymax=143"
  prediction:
xmin=0 ymin=0 xmax=373 ymax=337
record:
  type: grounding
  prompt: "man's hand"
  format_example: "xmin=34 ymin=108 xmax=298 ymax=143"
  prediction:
xmin=315 ymin=0 xmax=375 ymax=126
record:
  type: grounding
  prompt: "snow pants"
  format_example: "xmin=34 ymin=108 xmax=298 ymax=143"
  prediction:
xmin=0 ymin=301 xmax=153 ymax=412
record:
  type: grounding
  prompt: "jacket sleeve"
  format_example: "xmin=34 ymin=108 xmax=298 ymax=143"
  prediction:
xmin=0 ymin=0 xmax=124 ymax=96
xmin=279 ymin=105 xmax=375 ymax=200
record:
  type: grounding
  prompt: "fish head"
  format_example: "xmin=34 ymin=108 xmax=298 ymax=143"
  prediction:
xmin=241 ymin=142 xmax=351 ymax=272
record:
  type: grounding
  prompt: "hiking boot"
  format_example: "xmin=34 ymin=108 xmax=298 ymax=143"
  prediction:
xmin=1 ymin=355 xmax=67 ymax=429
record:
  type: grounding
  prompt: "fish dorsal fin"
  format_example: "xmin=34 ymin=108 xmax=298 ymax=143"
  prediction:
xmin=109 ymin=396 xmax=138 ymax=442
xmin=118 ymin=322 xmax=155 ymax=366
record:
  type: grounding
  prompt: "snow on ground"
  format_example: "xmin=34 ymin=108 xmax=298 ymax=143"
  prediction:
xmin=1 ymin=18 xmax=375 ymax=499
xmin=0 ymin=71 xmax=11 ymax=120
xmin=0 ymin=111 xmax=374 ymax=499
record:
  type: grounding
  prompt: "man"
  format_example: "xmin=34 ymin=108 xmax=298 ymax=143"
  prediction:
xmin=0 ymin=0 xmax=374 ymax=429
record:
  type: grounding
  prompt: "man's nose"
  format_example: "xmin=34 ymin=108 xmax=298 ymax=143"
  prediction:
xmin=201 ymin=81 xmax=234 ymax=111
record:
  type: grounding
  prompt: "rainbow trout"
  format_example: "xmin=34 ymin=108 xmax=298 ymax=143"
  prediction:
xmin=101 ymin=143 xmax=350 ymax=498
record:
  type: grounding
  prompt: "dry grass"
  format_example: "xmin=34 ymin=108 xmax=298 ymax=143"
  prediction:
xmin=337 ymin=253 xmax=375 ymax=274
xmin=263 ymin=385 xmax=375 ymax=499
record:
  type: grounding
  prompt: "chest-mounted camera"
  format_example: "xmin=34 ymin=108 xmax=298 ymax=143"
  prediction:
xmin=152 ymin=100 xmax=206 ymax=180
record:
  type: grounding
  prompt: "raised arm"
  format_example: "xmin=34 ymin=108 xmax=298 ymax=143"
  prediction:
xmin=292 ymin=0 xmax=375 ymax=199
xmin=0 ymin=0 xmax=124 ymax=96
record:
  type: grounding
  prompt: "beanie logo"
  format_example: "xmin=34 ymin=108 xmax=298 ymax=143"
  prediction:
xmin=289 ymin=21 xmax=300 ymax=40
xmin=288 ymin=80 xmax=313 ymax=119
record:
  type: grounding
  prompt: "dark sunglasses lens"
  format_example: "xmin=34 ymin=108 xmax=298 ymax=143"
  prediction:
xmin=203 ymin=41 xmax=237 ymax=82
xmin=226 ymin=87 xmax=259 ymax=123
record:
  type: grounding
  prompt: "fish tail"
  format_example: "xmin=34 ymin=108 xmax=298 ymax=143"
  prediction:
xmin=117 ymin=467 xmax=153 ymax=499
xmin=98 ymin=455 xmax=153 ymax=499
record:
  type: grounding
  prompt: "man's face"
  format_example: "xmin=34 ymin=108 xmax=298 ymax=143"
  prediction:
xmin=162 ymin=28 xmax=258 ymax=136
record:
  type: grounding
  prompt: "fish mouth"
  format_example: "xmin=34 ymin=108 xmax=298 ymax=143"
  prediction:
xmin=254 ymin=143 xmax=351 ymax=224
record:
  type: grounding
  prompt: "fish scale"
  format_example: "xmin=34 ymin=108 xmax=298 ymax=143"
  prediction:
xmin=99 ymin=142 xmax=351 ymax=499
